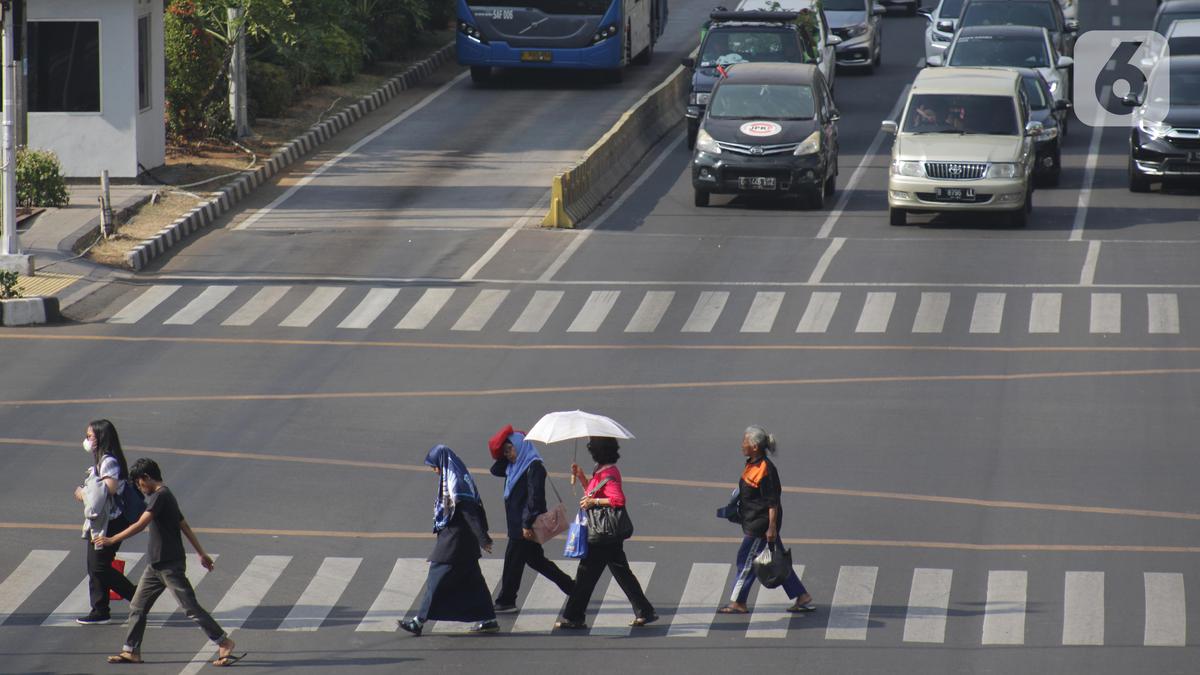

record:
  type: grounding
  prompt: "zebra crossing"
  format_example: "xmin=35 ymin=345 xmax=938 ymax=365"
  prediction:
xmin=2 ymin=549 xmax=1191 ymax=646
xmin=101 ymin=284 xmax=1189 ymax=338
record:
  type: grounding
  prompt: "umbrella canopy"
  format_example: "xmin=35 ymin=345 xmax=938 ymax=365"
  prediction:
xmin=525 ymin=410 xmax=635 ymax=444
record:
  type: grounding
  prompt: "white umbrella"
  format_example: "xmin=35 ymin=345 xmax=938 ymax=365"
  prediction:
xmin=525 ymin=410 xmax=634 ymax=485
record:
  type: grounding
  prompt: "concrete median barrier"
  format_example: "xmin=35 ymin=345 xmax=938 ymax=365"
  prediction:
xmin=543 ymin=66 xmax=688 ymax=228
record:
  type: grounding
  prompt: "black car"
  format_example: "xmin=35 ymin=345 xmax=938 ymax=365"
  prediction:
xmin=1015 ymin=68 xmax=1070 ymax=185
xmin=692 ymin=62 xmax=839 ymax=208
xmin=958 ymin=0 xmax=1077 ymax=56
xmin=683 ymin=11 xmax=817 ymax=149
xmin=1125 ymin=55 xmax=1200 ymax=191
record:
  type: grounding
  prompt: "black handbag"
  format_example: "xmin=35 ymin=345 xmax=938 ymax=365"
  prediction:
xmin=752 ymin=542 xmax=793 ymax=589
xmin=585 ymin=478 xmax=635 ymax=544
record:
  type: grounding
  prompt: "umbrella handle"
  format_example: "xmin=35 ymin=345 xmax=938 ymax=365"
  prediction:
xmin=570 ymin=439 xmax=578 ymax=485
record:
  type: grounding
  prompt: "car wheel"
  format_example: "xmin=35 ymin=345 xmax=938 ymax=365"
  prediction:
xmin=874 ymin=37 xmax=883 ymax=66
xmin=889 ymin=207 xmax=907 ymax=226
xmin=634 ymin=34 xmax=654 ymax=65
xmin=824 ymin=171 xmax=836 ymax=198
xmin=1009 ymin=208 xmax=1028 ymax=227
xmin=694 ymin=189 xmax=710 ymax=207
xmin=470 ymin=66 xmax=492 ymax=84
xmin=1129 ymin=156 xmax=1152 ymax=193
xmin=810 ymin=186 xmax=826 ymax=210
xmin=687 ymin=123 xmax=698 ymax=150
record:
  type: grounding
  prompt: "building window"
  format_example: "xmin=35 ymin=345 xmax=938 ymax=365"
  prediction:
xmin=29 ymin=21 xmax=101 ymax=113
xmin=138 ymin=16 xmax=151 ymax=111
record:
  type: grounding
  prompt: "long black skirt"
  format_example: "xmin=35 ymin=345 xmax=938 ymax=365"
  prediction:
xmin=418 ymin=560 xmax=496 ymax=623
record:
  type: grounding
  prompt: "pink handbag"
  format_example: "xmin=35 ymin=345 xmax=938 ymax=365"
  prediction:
xmin=532 ymin=476 xmax=570 ymax=544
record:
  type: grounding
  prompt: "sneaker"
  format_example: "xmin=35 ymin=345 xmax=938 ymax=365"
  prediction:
xmin=469 ymin=620 xmax=500 ymax=634
xmin=493 ymin=602 xmax=518 ymax=614
xmin=76 ymin=612 xmax=111 ymax=625
xmin=397 ymin=618 xmax=424 ymax=636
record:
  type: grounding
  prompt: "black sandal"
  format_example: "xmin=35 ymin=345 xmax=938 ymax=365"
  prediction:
xmin=555 ymin=619 xmax=588 ymax=630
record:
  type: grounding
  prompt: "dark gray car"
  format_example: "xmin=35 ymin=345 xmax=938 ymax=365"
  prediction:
xmin=958 ymin=0 xmax=1078 ymax=56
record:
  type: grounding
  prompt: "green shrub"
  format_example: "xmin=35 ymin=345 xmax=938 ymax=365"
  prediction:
xmin=287 ymin=24 xmax=362 ymax=88
xmin=0 ymin=271 xmax=20 ymax=300
xmin=15 ymin=148 xmax=69 ymax=208
xmin=247 ymin=60 xmax=293 ymax=119
xmin=165 ymin=0 xmax=227 ymax=140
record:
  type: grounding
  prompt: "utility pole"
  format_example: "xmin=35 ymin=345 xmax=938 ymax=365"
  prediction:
xmin=0 ymin=0 xmax=31 ymax=276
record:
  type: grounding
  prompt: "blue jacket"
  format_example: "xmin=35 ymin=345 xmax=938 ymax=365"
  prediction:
xmin=490 ymin=458 xmax=551 ymax=540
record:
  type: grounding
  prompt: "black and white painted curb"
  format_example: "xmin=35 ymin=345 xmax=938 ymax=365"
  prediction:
xmin=0 ymin=296 xmax=61 ymax=326
xmin=126 ymin=42 xmax=455 ymax=271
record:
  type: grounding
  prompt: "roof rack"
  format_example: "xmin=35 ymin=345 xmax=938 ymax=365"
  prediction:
xmin=709 ymin=10 xmax=801 ymax=23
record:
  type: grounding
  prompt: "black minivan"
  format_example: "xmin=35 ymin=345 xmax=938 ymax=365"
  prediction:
xmin=691 ymin=62 xmax=839 ymax=209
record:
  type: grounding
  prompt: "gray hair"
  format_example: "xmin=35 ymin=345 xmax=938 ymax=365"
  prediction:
xmin=744 ymin=425 xmax=777 ymax=455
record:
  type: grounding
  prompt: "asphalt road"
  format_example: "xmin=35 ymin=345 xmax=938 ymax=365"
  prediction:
xmin=3 ymin=0 xmax=1200 ymax=672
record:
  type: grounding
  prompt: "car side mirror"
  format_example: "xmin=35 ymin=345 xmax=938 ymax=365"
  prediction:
xmin=827 ymin=34 xmax=843 ymax=46
xmin=1121 ymin=93 xmax=1140 ymax=107
xmin=1056 ymin=55 xmax=1074 ymax=68
xmin=873 ymin=3 xmax=888 ymax=14
xmin=1025 ymin=120 xmax=1044 ymax=136
xmin=936 ymin=19 xmax=954 ymax=32
xmin=1065 ymin=19 xmax=1079 ymax=32
xmin=918 ymin=7 xmax=932 ymax=17
xmin=881 ymin=120 xmax=898 ymax=134
xmin=681 ymin=57 xmax=695 ymax=69
xmin=1054 ymin=99 xmax=1072 ymax=111
xmin=926 ymin=54 xmax=944 ymax=67
xmin=830 ymin=111 xmax=841 ymax=122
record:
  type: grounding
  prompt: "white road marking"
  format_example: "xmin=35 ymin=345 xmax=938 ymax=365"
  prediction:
xmin=797 ymin=291 xmax=841 ymax=333
xmin=337 ymin=288 xmax=400 ymax=329
xmin=746 ymin=565 xmax=806 ymax=639
xmin=356 ymin=558 xmax=428 ymax=632
xmin=567 ymin=290 xmax=620 ymax=332
xmin=108 ymin=285 xmax=181 ymax=324
xmin=279 ymin=287 xmax=344 ymax=328
xmin=147 ymin=554 xmax=220 ymax=629
xmin=904 ymin=568 xmax=952 ymax=643
xmin=0 ymin=550 xmax=69 ymax=625
xmin=395 ymin=288 xmax=454 ymax=330
xmin=234 ymin=72 xmax=469 ymax=231
xmin=1071 ymin=86 xmax=1110 ymax=241
xmin=512 ymin=559 xmax=578 ymax=634
xmin=1080 ymin=240 xmax=1101 ymax=286
xmin=667 ymin=563 xmax=729 ymax=638
xmin=826 ymin=566 xmax=879 ymax=640
xmin=1148 ymin=293 xmax=1180 ymax=334
xmin=1112 ymin=15 xmax=1121 ymax=26
xmin=970 ymin=293 xmax=1006 ymax=333
xmin=1029 ymin=292 xmax=1062 ymax=333
xmin=625 ymin=291 xmax=675 ymax=332
xmin=589 ymin=562 xmax=655 ymax=636
xmin=164 ymin=286 xmax=237 ymax=325
xmin=741 ymin=292 xmax=785 ymax=333
xmin=1144 ymin=572 xmax=1186 ymax=646
xmin=460 ymin=190 xmax=551 ymax=281
xmin=808 ymin=237 xmax=846 ymax=284
xmin=1063 ymin=571 xmax=1104 ymax=646
xmin=510 ymin=290 xmax=563 ymax=332
xmin=43 ymin=553 xmax=144 ymax=627
xmin=430 ymin=560 xmax=504 ymax=633
xmin=278 ymin=557 xmax=361 ymax=631
xmin=981 ymin=570 xmax=1027 ymax=645
xmin=855 ymin=292 xmax=896 ymax=333
xmin=912 ymin=292 xmax=951 ymax=334
xmin=222 ymin=286 xmax=290 ymax=326
xmin=1090 ymin=293 xmax=1122 ymax=334
xmin=451 ymin=289 xmax=509 ymax=331
xmin=681 ymin=291 xmax=729 ymax=332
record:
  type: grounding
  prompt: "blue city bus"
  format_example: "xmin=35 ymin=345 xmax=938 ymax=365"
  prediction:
xmin=457 ymin=0 xmax=669 ymax=83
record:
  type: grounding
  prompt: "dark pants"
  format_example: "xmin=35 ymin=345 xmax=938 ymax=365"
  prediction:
xmin=495 ymin=538 xmax=574 ymax=605
xmin=87 ymin=516 xmax=136 ymax=615
xmin=123 ymin=559 xmax=226 ymax=654
xmin=418 ymin=561 xmax=497 ymax=623
xmin=561 ymin=541 xmax=654 ymax=623
xmin=730 ymin=535 xmax=807 ymax=604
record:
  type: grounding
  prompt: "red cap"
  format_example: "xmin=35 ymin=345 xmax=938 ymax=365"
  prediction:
xmin=488 ymin=424 xmax=514 ymax=460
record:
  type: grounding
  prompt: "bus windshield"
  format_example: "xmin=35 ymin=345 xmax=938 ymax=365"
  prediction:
xmin=469 ymin=0 xmax=613 ymax=15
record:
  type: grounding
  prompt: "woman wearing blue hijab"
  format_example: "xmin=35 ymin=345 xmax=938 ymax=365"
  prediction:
xmin=488 ymin=425 xmax=575 ymax=613
xmin=398 ymin=445 xmax=498 ymax=636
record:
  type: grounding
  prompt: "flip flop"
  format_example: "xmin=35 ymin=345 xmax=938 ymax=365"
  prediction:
xmin=554 ymin=619 xmax=588 ymax=630
xmin=629 ymin=613 xmax=659 ymax=627
xmin=211 ymin=652 xmax=247 ymax=667
xmin=786 ymin=603 xmax=817 ymax=613
xmin=107 ymin=652 xmax=143 ymax=664
xmin=717 ymin=605 xmax=749 ymax=614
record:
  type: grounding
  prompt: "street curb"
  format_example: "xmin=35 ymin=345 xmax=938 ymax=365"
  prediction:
xmin=0 ymin=296 xmax=62 ymax=326
xmin=126 ymin=42 xmax=456 ymax=271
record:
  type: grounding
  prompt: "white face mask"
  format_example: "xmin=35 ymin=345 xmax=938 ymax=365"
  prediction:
xmin=83 ymin=438 xmax=94 ymax=453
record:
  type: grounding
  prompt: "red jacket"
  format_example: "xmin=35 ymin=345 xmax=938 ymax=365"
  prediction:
xmin=586 ymin=465 xmax=626 ymax=507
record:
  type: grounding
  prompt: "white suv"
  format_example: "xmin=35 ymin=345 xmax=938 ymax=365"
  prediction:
xmin=882 ymin=68 xmax=1040 ymax=227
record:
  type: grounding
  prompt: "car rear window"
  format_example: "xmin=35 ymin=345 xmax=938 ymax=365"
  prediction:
xmin=949 ymin=35 xmax=1049 ymax=67
xmin=823 ymin=0 xmax=864 ymax=11
xmin=940 ymin=0 xmax=967 ymax=18
xmin=700 ymin=30 xmax=806 ymax=67
xmin=961 ymin=2 xmax=1057 ymax=32
xmin=1156 ymin=11 xmax=1200 ymax=34
xmin=1168 ymin=36 xmax=1200 ymax=55
xmin=902 ymin=94 xmax=1019 ymax=134
xmin=709 ymin=83 xmax=816 ymax=119
xmin=1170 ymin=68 xmax=1200 ymax=105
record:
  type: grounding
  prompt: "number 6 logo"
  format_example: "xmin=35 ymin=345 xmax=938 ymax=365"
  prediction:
xmin=1073 ymin=31 xmax=1170 ymax=128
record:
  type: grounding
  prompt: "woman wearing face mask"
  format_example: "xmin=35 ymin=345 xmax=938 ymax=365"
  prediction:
xmin=72 ymin=419 xmax=137 ymax=624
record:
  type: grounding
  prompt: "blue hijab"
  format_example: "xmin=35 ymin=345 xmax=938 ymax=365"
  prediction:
xmin=503 ymin=432 xmax=543 ymax=500
xmin=425 ymin=444 xmax=480 ymax=533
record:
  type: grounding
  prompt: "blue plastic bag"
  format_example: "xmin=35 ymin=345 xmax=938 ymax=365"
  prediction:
xmin=563 ymin=509 xmax=589 ymax=559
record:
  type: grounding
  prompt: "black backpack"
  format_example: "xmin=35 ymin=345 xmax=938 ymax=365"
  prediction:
xmin=119 ymin=480 xmax=146 ymax=521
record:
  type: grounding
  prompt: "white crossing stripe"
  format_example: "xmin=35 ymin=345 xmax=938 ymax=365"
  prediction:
xmin=356 ymin=558 xmax=428 ymax=632
xmin=970 ymin=293 xmax=1006 ymax=334
xmin=278 ymin=557 xmax=361 ymax=631
xmin=625 ymin=291 xmax=674 ymax=333
xmin=510 ymin=291 xmax=563 ymax=333
xmin=982 ymin=570 xmax=1027 ymax=644
xmin=666 ymin=563 xmax=730 ymax=638
xmin=741 ymin=292 xmax=785 ymax=333
xmin=179 ymin=555 xmax=290 ymax=675
xmin=222 ymin=286 xmax=290 ymax=326
xmin=797 ymin=292 xmax=840 ymax=333
xmin=429 ymin=560 xmax=504 ymax=633
xmin=590 ymin=562 xmax=656 ymax=636
xmin=338 ymin=289 xmax=400 ymax=329
xmin=108 ymin=285 xmax=181 ymax=324
xmin=567 ymin=291 xmax=620 ymax=332
xmin=1063 ymin=571 xmax=1104 ymax=646
xmin=164 ymin=286 xmax=237 ymax=325
xmin=855 ymin=293 xmax=895 ymax=334
xmin=43 ymin=552 xmax=144 ymax=627
xmin=826 ymin=565 xmax=879 ymax=640
xmin=1029 ymin=293 xmax=1062 ymax=334
xmin=746 ymin=564 xmax=805 ymax=639
xmin=912 ymin=293 xmax=951 ymax=334
xmin=396 ymin=288 xmax=454 ymax=330
xmin=452 ymin=289 xmax=508 ymax=331
xmin=279 ymin=287 xmax=344 ymax=328
xmin=147 ymin=554 xmax=219 ymax=629
xmin=511 ymin=559 xmax=578 ymax=634
xmin=1144 ymin=572 xmax=1186 ymax=646
xmin=0 ymin=550 xmax=69 ymax=625
xmin=903 ymin=568 xmax=952 ymax=643
xmin=681 ymin=292 xmax=729 ymax=333
xmin=1148 ymin=294 xmax=1180 ymax=334
xmin=1090 ymin=294 xmax=1121 ymax=334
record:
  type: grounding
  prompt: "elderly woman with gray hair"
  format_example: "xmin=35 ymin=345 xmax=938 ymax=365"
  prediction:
xmin=718 ymin=425 xmax=815 ymax=614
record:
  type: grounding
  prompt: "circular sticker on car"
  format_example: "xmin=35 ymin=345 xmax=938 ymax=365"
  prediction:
xmin=739 ymin=121 xmax=782 ymax=137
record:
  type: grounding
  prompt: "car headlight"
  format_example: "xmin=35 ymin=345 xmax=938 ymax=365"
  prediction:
xmin=891 ymin=160 xmax=924 ymax=177
xmin=1138 ymin=119 xmax=1172 ymax=139
xmin=1048 ymin=80 xmax=1059 ymax=94
xmin=688 ymin=92 xmax=711 ymax=106
xmin=843 ymin=24 xmax=868 ymax=38
xmin=987 ymin=162 xmax=1023 ymax=179
xmin=1038 ymin=125 xmax=1059 ymax=140
xmin=696 ymin=129 xmax=721 ymax=155
xmin=592 ymin=24 xmax=617 ymax=44
xmin=932 ymin=31 xmax=951 ymax=43
xmin=794 ymin=131 xmax=821 ymax=156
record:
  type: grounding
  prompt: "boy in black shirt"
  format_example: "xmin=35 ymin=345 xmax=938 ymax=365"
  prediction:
xmin=93 ymin=458 xmax=244 ymax=667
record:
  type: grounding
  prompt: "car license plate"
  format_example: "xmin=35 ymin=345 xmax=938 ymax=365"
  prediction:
xmin=521 ymin=51 xmax=552 ymax=62
xmin=936 ymin=187 xmax=976 ymax=202
xmin=738 ymin=176 xmax=777 ymax=190
xmin=1188 ymin=151 xmax=1200 ymax=163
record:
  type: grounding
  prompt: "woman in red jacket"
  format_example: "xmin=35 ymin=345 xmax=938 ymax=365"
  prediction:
xmin=555 ymin=437 xmax=657 ymax=630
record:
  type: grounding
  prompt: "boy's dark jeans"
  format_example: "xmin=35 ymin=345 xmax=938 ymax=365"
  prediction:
xmin=123 ymin=560 xmax=226 ymax=653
